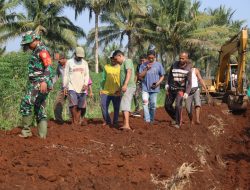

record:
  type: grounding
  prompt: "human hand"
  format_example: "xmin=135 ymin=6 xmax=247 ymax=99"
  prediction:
xmin=183 ymin=93 xmax=188 ymax=99
xmin=63 ymin=88 xmax=68 ymax=96
xmin=166 ymin=90 xmax=170 ymax=96
xmin=205 ymin=89 xmax=209 ymax=95
xmin=82 ymin=85 xmax=87 ymax=91
xmin=146 ymin=64 xmax=152 ymax=70
xmin=151 ymin=82 xmax=158 ymax=89
xmin=40 ymin=82 xmax=48 ymax=93
xmin=89 ymin=92 xmax=93 ymax=98
xmin=114 ymin=90 xmax=121 ymax=96
xmin=122 ymin=85 xmax=127 ymax=92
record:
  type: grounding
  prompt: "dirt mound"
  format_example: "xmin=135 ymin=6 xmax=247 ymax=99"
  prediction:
xmin=0 ymin=103 xmax=249 ymax=190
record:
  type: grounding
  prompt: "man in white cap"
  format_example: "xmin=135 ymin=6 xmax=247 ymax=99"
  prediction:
xmin=63 ymin=47 xmax=89 ymax=125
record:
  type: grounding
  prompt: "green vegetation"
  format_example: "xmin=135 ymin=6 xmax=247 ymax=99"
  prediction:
xmin=0 ymin=52 xmax=99 ymax=129
xmin=0 ymin=52 xmax=29 ymax=130
xmin=0 ymin=52 xmax=167 ymax=130
xmin=0 ymin=0 xmax=249 ymax=130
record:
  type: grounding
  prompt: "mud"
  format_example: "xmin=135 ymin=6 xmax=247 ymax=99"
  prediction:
xmin=0 ymin=103 xmax=249 ymax=190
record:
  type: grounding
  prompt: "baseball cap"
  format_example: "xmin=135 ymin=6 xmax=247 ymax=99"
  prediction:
xmin=75 ymin=47 xmax=85 ymax=58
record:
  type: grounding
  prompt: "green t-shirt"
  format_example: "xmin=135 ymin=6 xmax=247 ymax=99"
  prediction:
xmin=120 ymin=59 xmax=136 ymax=88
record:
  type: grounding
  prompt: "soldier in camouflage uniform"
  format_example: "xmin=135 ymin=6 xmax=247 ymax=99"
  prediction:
xmin=19 ymin=31 xmax=54 ymax=138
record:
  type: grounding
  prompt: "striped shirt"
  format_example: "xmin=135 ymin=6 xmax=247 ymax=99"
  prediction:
xmin=167 ymin=61 xmax=192 ymax=94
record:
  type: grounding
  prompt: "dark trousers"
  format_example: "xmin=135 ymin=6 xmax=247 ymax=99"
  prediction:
xmin=54 ymin=90 xmax=66 ymax=122
xmin=133 ymin=83 xmax=142 ymax=112
xmin=164 ymin=90 xmax=184 ymax=125
xmin=100 ymin=94 xmax=121 ymax=124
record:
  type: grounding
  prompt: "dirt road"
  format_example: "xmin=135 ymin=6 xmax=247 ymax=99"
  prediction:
xmin=0 ymin=103 xmax=249 ymax=190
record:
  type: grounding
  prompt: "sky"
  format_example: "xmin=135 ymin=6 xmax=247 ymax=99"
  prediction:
xmin=4 ymin=0 xmax=250 ymax=52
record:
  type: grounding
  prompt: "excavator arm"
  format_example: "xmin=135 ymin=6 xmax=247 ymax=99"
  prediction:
xmin=215 ymin=28 xmax=248 ymax=93
xmin=237 ymin=28 xmax=248 ymax=94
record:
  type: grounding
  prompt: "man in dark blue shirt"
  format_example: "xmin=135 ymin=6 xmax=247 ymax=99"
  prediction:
xmin=139 ymin=50 xmax=165 ymax=123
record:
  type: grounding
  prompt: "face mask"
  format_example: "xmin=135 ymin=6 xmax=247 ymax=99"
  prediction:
xmin=22 ymin=44 xmax=30 ymax=52
xmin=75 ymin=57 xmax=82 ymax=62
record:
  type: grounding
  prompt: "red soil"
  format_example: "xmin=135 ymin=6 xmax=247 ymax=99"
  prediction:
xmin=0 ymin=103 xmax=249 ymax=190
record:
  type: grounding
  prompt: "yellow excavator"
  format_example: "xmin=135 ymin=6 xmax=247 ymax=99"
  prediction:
xmin=203 ymin=28 xmax=248 ymax=111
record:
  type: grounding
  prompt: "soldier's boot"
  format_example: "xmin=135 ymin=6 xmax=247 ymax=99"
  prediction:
xmin=19 ymin=115 xmax=33 ymax=138
xmin=38 ymin=119 xmax=47 ymax=139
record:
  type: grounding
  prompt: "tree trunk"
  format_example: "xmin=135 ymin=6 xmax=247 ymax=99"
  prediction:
xmin=206 ymin=58 xmax=211 ymax=78
xmin=94 ymin=12 xmax=99 ymax=73
xmin=127 ymin=32 xmax=132 ymax=58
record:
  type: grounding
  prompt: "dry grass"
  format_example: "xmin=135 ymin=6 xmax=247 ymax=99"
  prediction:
xmin=193 ymin=145 xmax=210 ymax=165
xmin=151 ymin=163 xmax=197 ymax=190
xmin=215 ymin=155 xmax=227 ymax=168
xmin=208 ymin=114 xmax=227 ymax=137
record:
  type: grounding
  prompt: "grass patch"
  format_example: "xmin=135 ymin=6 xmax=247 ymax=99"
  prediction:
xmin=208 ymin=114 xmax=226 ymax=136
xmin=151 ymin=163 xmax=197 ymax=190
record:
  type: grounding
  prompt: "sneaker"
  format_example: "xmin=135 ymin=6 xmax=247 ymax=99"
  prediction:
xmin=171 ymin=120 xmax=176 ymax=125
xmin=172 ymin=124 xmax=180 ymax=129
xmin=131 ymin=112 xmax=141 ymax=117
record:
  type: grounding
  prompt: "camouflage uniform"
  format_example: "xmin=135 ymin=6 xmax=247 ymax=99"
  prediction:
xmin=20 ymin=43 xmax=53 ymax=122
xmin=19 ymin=31 xmax=54 ymax=138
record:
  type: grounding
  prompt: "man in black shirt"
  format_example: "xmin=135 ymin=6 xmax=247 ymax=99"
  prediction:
xmin=165 ymin=52 xmax=192 ymax=128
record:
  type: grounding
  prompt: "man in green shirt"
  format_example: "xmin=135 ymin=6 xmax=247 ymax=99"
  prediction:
xmin=113 ymin=50 xmax=136 ymax=130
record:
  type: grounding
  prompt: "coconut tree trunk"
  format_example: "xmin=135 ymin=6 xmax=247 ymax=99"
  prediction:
xmin=127 ymin=32 xmax=132 ymax=58
xmin=206 ymin=59 xmax=211 ymax=78
xmin=94 ymin=12 xmax=99 ymax=73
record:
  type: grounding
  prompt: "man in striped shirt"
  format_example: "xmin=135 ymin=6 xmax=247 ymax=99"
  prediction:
xmin=165 ymin=52 xmax=192 ymax=128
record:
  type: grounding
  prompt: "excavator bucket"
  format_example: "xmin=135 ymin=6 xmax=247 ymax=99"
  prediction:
xmin=227 ymin=94 xmax=248 ymax=111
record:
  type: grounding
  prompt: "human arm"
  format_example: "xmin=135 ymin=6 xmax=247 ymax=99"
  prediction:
xmin=122 ymin=68 xmax=132 ymax=92
xmin=196 ymin=69 xmax=208 ymax=94
xmin=184 ymin=69 xmax=192 ymax=98
xmin=151 ymin=64 xmax=165 ymax=89
xmin=165 ymin=65 xmax=173 ymax=94
xmin=88 ymin=85 xmax=93 ymax=98
xmin=83 ymin=61 xmax=90 ymax=90
xmin=121 ymin=60 xmax=134 ymax=92
xmin=138 ymin=63 xmax=151 ymax=78
xmin=156 ymin=63 xmax=165 ymax=87
xmin=39 ymin=50 xmax=53 ymax=93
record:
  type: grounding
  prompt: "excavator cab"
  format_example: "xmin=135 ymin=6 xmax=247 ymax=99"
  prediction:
xmin=228 ymin=64 xmax=238 ymax=91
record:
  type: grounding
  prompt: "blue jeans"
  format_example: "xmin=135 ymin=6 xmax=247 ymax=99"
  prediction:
xmin=100 ymin=94 xmax=121 ymax=124
xmin=142 ymin=91 xmax=158 ymax=122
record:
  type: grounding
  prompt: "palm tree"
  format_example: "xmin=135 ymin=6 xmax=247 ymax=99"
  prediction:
xmin=66 ymin=0 xmax=111 ymax=73
xmin=18 ymin=0 xmax=85 ymax=52
xmin=0 ymin=0 xmax=22 ymax=24
xmin=0 ymin=0 xmax=25 ymax=52
xmin=87 ymin=0 xmax=148 ymax=58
